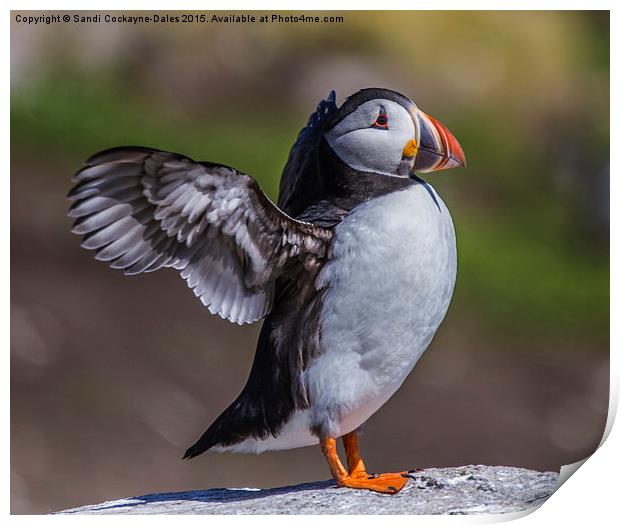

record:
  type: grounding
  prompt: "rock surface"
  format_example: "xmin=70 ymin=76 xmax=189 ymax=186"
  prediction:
xmin=58 ymin=465 xmax=558 ymax=515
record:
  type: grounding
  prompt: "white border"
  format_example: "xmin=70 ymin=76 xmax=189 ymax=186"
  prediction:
xmin=3 ymin=1 xmax=619 ymax=10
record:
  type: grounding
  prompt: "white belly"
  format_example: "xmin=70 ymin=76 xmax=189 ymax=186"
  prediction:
xmin=218 ymin=182 xmax=456 ymax=454
xmin=304 ymin=181 xmax=456 ymax=438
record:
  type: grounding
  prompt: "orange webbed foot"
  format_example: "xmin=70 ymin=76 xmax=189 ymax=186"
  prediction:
xmin=338 ymin=470 xmax=408 ymax=494
xmin=322 ymin=432 xmax=418 ymax=495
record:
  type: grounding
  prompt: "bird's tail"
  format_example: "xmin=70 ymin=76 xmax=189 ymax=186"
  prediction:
xmin=182 ymin=393 xmax=273 ymax=459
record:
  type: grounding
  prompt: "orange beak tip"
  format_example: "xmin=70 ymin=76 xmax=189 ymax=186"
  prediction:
xmin=415 ymin=110 xmax=466 ymax=173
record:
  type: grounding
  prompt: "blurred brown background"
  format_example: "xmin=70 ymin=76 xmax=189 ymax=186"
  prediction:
xmin=11 ymin=10 xmax=609 ymax=514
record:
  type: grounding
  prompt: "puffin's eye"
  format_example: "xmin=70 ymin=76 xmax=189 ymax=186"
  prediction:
xmin=372 ymin=109 xmax=389 ymax=129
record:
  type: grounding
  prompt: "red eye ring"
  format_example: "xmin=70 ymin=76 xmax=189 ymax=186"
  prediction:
xmin=372 ymin=111 xmax=389 ymax=129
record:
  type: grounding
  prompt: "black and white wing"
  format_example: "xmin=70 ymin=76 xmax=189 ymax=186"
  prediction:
xmin=278 ymin=91 xmax=338 ymax=217
xmin=67 ymin=146 xmax=332 ymax=325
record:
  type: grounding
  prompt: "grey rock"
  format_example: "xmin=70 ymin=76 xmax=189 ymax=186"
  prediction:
xmin=58 ymin=465 xmax=559 ymax=515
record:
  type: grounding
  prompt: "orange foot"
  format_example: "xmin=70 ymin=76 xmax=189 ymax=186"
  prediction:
xmin=338 ymin=471 xmax=409 ymax=494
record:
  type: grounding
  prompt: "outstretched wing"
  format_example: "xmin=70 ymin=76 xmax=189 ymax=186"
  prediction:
xmin=278 ymin=91 xmax=338 ymax=216
xmin=67 ymin=146 xmax=332 ymax=325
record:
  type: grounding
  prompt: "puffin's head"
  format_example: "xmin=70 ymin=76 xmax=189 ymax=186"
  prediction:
xmin=324 ymin=88 xmax=466 ymax=178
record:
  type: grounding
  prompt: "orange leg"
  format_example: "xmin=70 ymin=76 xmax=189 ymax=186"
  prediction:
xmin=320 ymin=437 xmax=349 ymax=481
xmin=320 ymin=431 xmax=408 ymax=494
xmin=342 ymin=430 xmax=366 ymax=475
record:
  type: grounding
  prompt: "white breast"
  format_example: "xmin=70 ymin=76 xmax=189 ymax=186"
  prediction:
xmin=305 ymin=181 xmax=457 ymax=437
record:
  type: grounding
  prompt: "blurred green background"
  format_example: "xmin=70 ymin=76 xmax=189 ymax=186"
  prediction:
xmin=11 ymin=10 xmax=609 ymax=514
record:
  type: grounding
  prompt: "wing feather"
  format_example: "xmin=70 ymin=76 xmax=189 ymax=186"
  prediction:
xmin=68 ymin=147 xmax=332 ymax=324
xmin=278 ymin=91 xmax=337 ymax=216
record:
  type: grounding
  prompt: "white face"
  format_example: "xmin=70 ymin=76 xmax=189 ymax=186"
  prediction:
xmin=324 ymin=99 xmax=417 ymax=176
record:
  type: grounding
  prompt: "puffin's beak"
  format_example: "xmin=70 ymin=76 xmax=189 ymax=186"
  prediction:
xmin=404 ymin=110 xmax=466 ymax=173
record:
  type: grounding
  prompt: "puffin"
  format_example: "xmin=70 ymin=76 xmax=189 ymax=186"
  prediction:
xmin=67 ymin=88 xmax=465 ymax=494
